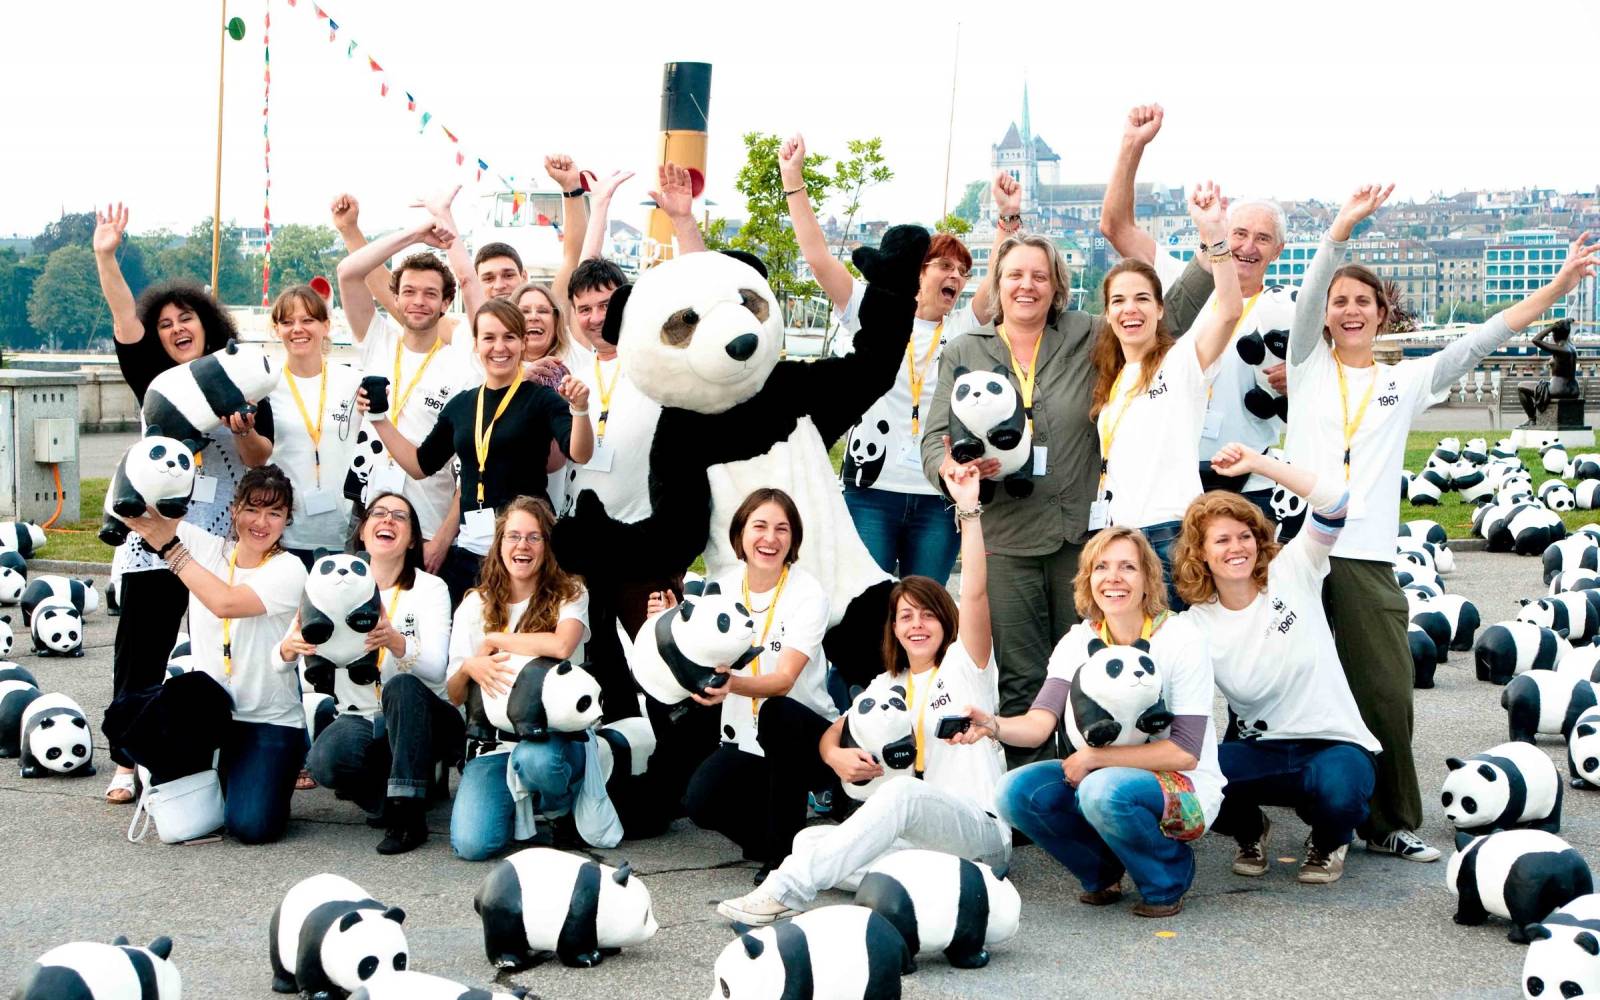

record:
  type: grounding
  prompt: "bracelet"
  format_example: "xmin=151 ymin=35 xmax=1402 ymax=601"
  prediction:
xmin=165 ymin=547 xmax=191 ymax=575
xmin=569 ymin=407 xmax=589 ymax=417
xmin=155 ymin=535 xmax=181 ymax=557
xmin=997 ymin=214 xmax=1022 ymax=232
xmin=1207 ymin=248 xmax=1233 ymax=261
xmin=563 ymin=187 xmax=585 ymax=199
xmin=1199 ymin=238 xmax=1229 ymax=256
xmin=782 ymin=184 xmax=808 ymax=198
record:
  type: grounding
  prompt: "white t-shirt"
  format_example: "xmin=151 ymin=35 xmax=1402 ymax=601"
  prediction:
xmin=269 ymin=362 xmax=364 ymax=552
xmin=177 ymin=523 xmax=308 ymax=728
xmin=835 ymin=279 xmax=980 ymax=496
xmin=1178 ymin=494 xmax=1380 ymax=750
xmin=710 ymin=564 xmax=835 ymax=756
xmin=446 ymin=588 xmax=594 ymax=691
xmin=563 ymin=352 xmax=662 ymax=524
xmin=1097 ymin=333 xmax=1218 ymax=528
xmin=1045 ymin=616 xmax=1226 ymax=827
xmin=321 ymin=571 xmax=453 ymax=719
xmin=1285 ymin=345 xmax=1446 ymax=561
xmin=883 ymin=639 xmax=1007 ymax=822
xmin=354 ymin=314 xmax=475 ymax=540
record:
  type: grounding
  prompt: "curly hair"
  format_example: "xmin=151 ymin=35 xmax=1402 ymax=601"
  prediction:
xmin=1089 ymin=260 xmax=1175 ymax=418
xmin=128 ymin=280 xmax=239 ymax=388
xmin=471 ymin=497 xmax=583 ymax=635
xmin=388 ymin=251 xmax=457 ymax=304
xmin=1171 ymin=491 xmax=1281 ymax=607
xmin=512 ymin=281 xmax=569 ymax=361
xmin=1072 ymin=526 xmax=1168 ymax=623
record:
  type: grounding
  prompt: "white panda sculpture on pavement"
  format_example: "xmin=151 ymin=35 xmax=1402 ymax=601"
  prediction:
xmin=1441 ymin=741 xmax=1563 ymax=834
xmin=0 ymin=672 xmax=41 ymax=757
xmin=838 ymin=677 xmax=917 ymax=802
xmin=1504 ymin=673 xmax=1598 ymax=744
xmin=347 ymin=971 xmax=529 ymax=1000
xmin=709 ymin=905 xmax=912 ymax=1000
xmin=0 ymin=550 xmax=26 ymax=604
xmin=20 ymin=574 xmax=97 ymax=626
xmin=1476 ymin=622 xmax=1567 ymax=684
xmin=855 ymin=849 xmax=1021 ymax=969
xmin=1568 ymin=708 xmax=1600 ymax=789
xmin=0 ymin=521 xmax=46 ymax=558
xmin=19 ymin=692 xmax=94 ymax=777
xmin=98 ymin=429 xmax=199 ymax=546
xmin=1545 ymin=536 xmax=1600 ymax=587
xmin=1449 ymin=828 xmax=1593 ymax=943
xmin=0 ymin=614 xmax=13 ymax=657
xmin=1524 ymin=894 xmax=1600 ymax=1000
xmin=1521 ymin=593 xmax=1600 ymax=645
xmin=141 ymin=338 xmax=281 ymax=450
xmin=1067 ymin=638 xmax=1173 ymax=749
xmin=31 ymin=602 xmax=83 ymax=657
xmin=12 ymin=936 xmax=181 ymax=1000
xmin=627 ymin=583 xmax=758 ymax=708
xmin=948 ymin=365 xmax=1033 ymax=501
xmin=474 ymin=847 xmax=657 ymax=969
xmin=269 ymin=872 xmax=409 ymax=998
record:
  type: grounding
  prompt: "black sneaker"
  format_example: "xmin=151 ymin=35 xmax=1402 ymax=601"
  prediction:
xmin=1365 ymin=829 xmax=1441 ymax=862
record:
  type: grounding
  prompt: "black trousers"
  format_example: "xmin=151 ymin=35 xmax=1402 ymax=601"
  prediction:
xmin=439 ymin=546 xmax=485 ymax=611
xmin=684 ymin=697 xmax=839 ymax=865
xmin=306 ymin=674 xmax=465 ymax=811
xmin=108 ymin=567 xmax=191 ymax=768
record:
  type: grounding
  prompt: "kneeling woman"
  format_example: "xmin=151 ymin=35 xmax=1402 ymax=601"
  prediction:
xmin=717 ymin=449 xmax=1008 ymax=925
xmin=678 ymin=488 xmax=837 ymax=877
xmin=113 ymin=466 xmax=310 ymax=844
xmin=448 ymin=497 xmax=617 ymax=861
xmin=1172 ymin=445 xmax=1377 ymax=884
xmin=973 ymin=526 xmax=1224 ymax=917
xmin=294 ymin=493 xmax=458 ymax=854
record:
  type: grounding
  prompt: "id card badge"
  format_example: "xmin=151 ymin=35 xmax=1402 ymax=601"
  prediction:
xmin=462 ymin=508 xmax=496 ymax=550
xmin=191 ymin=475 xmax=218 ymax=505
xmin=302 ymin=488 xmax=338 ymax=516
xmin=1087 ymin=498 xmax=1109 ymax=531
xmin=369 ymin=460 xmax=406 ymax=497
xmin=896 ymin=439 xmax=923 ymax=470
xmin=1201 ymin=410 xmax=1224 ymax=440
xmin=1031 ymin=446 xmax=1048 ymax=476
xmin=586 ymin=443 xmax=615 ymax=473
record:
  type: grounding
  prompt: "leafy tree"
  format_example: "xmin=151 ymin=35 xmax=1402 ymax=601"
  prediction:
xmin=725 ymin=131 xmax=834 ymax=323
xmin=31 ymin=212 xmax=96 ymax=257
xmin=953 ymin=179 xmax=987 ymax=223
xmin=935 ymin=213 xmax=972 ymax=236
xmin=0 ymin=248 xmax=44 ymax=348
xmin=266 ymin=223 xmax=344 ymax=299
xmin=1440 ymin=300 xmax=1486 ymax=324
xmin=27 ymin=245 xmax=111 ymax=349
xmin=828 ymin=138 xmax=893 ymax=261
xmin=151 ymin=218 xmax=256 ymax=304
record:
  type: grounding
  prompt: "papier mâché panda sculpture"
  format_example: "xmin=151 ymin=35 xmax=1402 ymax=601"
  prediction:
xmin=99 ymin=427 xmax=199 ymax=546
xmin=627 ymin=581 xmax=758 ymax=709
xmin=463 ymin=655 xmax=604 ymax=742
xmin=948 ymin=364 xmax=1033 ymax=501
xmin=1066 ymin=637 xmax=1173 ymax=750
xmin=142 ymin=338 xmax=280 ymax=451
xmin=13 ymin=936 xmax=181 ymax=1000
xmin=552 ymin=229 xmax=929 ymax=690
xmin=298 ymin=550 xmax=383 ymax=694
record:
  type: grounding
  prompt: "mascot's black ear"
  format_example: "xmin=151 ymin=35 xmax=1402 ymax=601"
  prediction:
xmin=354 ymin=549 xmax=372 ymax=565
xmin=952 ymin=365 xmax=970 ymax=379
xmin=599 ymin=284 xmax=635 ymax=347
xmin=313 ymin=547 xmax=337 ymax=562
xmin=702 ymin=581 xmax=721 ymax=596
xmin=1578 ymin=931 xmax=1600 ymax=956
xmin=1086 ymin=637 xmax=1106 ymax=655
xmin=719 ymin=249 xmax=769 ymax=280
xmin=614 ymin=862 xmax=633 ymax=885
xmin=848 ymin=684 xmax=865 ymax=702
xmin=991 ymin=364 xmax=1010 ymax=377
xmin=1445 ymin=756 xmax=1465 ymax=771
xmin=148 ymin=936 xmax=174 ymax=959
xmin=1132 ymin=638 xmax=1151 ymax=652
xmin=739 ymin=933 xmax=765 ymax=959
xmin=382 ymin=906 xmax=406 ymax=925
xmin=111 ymin=935 xmax=130 ymax=946
xmin=145 ymin=424 xmax=164 ymax=439
xmin=183 ymin=439 xmax=204 ymax=455
xmin=225 ymin=338 xmax=240 ymax=354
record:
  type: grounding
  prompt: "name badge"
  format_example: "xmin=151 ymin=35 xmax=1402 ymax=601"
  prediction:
xmin=303 ymin=488 xmax=339 ymax=516
xmin=461 ymin=508 xmax=496 ymax=549
xmin=896 ymin=440 xmax=922 ymax=470
xmin=585 ymin=443 xmax=616 ymax=473
xmin=1201 ymin=410 xmax=1223 ymax=440
xmin=1031 ymin=446 xmax=1048 ymax=476
xmin=191 ymin=475 xmax=218 ymax=505
xmin=368 ymin=461 xmax=407 ymax=498
xmin=1087 ymin=498 xmax=1109 ymax=531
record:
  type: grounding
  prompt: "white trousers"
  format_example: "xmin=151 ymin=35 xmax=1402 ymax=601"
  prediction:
xmin=765 ymin=776 xmax=1011 ymax=908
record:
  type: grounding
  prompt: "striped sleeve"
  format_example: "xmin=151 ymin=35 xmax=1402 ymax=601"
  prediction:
xmin=1304 ymin=489 xmax=1350 ymax=548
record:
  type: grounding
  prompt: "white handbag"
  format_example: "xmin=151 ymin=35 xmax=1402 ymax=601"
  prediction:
xmin=128 ymin=767 xmax=225 ymax=844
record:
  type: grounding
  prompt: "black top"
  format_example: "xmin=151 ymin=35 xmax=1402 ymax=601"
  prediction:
xmin=115 ymin=337 xmax=171 ymax=405
xmin=416 ymin=380 xmax=573 ymax=516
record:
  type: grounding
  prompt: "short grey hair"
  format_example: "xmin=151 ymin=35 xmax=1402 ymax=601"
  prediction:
xmin=1227 ymin=199 xmax=1287 ymax=246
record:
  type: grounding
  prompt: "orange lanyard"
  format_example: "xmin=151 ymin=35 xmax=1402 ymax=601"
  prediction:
xmin=286 ymin=364 xmax=328 ymax=487
xmin=741 ymin=565 xmax=789 ymax=718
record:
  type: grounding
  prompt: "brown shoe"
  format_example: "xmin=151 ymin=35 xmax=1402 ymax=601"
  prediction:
xmin=1078 ymin=881 xmax=1125 ymax=906
xmin=1232 ymin=814 xmax=1272 ymax=877
xmin=1298 ymin=838 xmax=1348 ymax=884
xmin=1132 ymin=897 xmax=1185 ymax=918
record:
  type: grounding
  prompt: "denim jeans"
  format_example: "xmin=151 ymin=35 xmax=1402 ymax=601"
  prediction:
xmin=1215 ymin=739 xmax=1376 ymax=853
xmin=842 ymin=483 xmax=961 ymax=585
xmin=1140 ymin=520 xmax=1186 ymax=612
xmin=306 ymin=674 xmax=465 ymax=812
xmin=996 ymin=762 xmax=1195 ymax=906
xmin=221 ymin=720 xmax=308 ymax=845
xmin=450 ymin=736 xmax=586 ymax=861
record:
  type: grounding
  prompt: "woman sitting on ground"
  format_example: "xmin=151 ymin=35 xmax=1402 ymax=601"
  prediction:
xmin=966 ymin=525 xmax=1224 ymax=918
xmin=1173 ymin=444 xmax=1377 ymax=884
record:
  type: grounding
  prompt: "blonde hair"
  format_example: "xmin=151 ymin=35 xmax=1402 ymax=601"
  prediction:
xmin=985 ymin=235 xmax=1071 ymax=327
xmin=1072 ymin=526 xmax=1168 ymax=622
xmin=1172 ymin=491 xmax=1281 ymax=607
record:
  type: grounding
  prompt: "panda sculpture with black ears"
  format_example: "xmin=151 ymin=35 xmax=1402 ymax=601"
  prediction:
xmin=297 ymin=550 xmax=383 ymax=694
xmin=553 ymin=228 xmax=930 ymax=691
xmin=99 ymin=428 xmax=200 ymax=546
xmin=948 ymin=364 xmax=1033 ymax=500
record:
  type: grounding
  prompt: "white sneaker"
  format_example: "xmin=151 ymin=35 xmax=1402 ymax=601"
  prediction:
xmin=1365 ymin=829 xmax=1441 ymax=862
xmin=716 ymin=889 xmax=800 ymax=926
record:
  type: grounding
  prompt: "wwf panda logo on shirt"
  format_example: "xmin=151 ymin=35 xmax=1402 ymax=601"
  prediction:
xmin=1268 ymin=596 xmax=1299 ymax=636
xmin=1145 ymin=373 xmax=1170 ymax=400
xmin=842 ymin=418 xmax=891 ymax=489
xmin=1376 ymin=378 xmax=1400 ymax=408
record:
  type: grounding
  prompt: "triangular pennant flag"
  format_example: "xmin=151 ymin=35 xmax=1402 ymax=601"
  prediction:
xmin=476 ymin=167 xmax=482 ymax=182
xmin=380 ymin=81 xmax=389 ymax=97
xmin=455 ymin=152 xmax=465 ymax=167
xmin=536 ymin=213 xmax=551 ymax=226
xmin=368 ymin=56 xmax=382 ymax=72
xmin=346 ymin=39 xmax=356 ymax=57
xmin=442 ymin=126 xmax=458 ymax=142
xmin=314 ymin=4 xmax=326 ymax=17
xmin=418 ymin=111 xmax=431 ymax=132
xmin=477 ymin=158 xmax=488 ymax=171
xmin=511 ymin=193 xmax=524 ymax=216
xmin=405 ymin=92 xmax=415 ymax=111
xmin=328 ymin=19 xmax=338 ymax=40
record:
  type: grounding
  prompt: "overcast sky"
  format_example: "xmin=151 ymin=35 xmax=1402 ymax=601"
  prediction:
xmin=4 ymin=0 xmax=1595 ymax=242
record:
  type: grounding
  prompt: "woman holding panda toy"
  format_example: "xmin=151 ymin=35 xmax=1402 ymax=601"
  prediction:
xmin=1284 ymin=185 xmax=1599 ymax=862
xmin=290 ymin=492 xmax=457 ymax=854
xmin=965 ymin=526 xmax=1222 ymax=918
xmin=109 ymin=466 xmax=309 ymax=845
xmin=717 ymin=443 xmax=1010 ymax=926
xmin=1172 ymin=445 xmax=1377 ymax=884
xmin=93 ymin=203 xmax=278 ymax=805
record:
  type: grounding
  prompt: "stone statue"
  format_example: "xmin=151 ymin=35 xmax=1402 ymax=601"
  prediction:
xmin=1518 ymin=319 xmax=1580 ymax=424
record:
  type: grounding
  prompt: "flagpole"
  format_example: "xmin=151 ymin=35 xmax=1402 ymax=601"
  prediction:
xmin=212 ymin=0 xmax=228 ymax=295
xmin=940 ymin=23 xmax=961 ymax=220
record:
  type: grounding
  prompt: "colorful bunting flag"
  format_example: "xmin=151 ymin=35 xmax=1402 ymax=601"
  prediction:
xmin=327 ymin=18 xmax=337 ymax=40
xmin=380 ymin=80 xmax=388 ymax=97
xmin=511 ymin=192 xmax=524 ymax=216
xmin=455 ymin=152 xmax=464 ymax=167
xmin=419 ymin=111 xmax=431 ymax=132
xmin=405 ymin=91 xmax=415 ymax=110
xmin=346 ymin=39 xmax=356 ymax=57
xmin=442 ymin=126 xmax=458 ymax=143
xmin=368 ymin=56 xmax=382 ymax=72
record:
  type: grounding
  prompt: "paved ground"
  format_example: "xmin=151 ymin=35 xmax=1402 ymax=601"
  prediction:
xmin=0 ymin=544 xmax=1581 ymax=998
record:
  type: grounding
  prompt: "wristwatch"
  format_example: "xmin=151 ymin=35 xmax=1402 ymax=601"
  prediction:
xmin=563 ymin=187 xmax=585 ymax=199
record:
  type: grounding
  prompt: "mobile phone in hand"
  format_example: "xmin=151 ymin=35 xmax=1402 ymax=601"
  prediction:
xmin=935 ymin=715 xmax=972 ymax=739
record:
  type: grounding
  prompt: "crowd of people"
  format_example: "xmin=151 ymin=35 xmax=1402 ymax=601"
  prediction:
xmin=87 ymin=104 xmax=1600 ymax=926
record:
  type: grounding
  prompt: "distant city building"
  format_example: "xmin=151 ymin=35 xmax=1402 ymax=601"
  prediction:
xmin=1430 ymin=238 xmax=1487 ymax=320
xmin=1485 ymin=230 xmax=1574 ymax=322
xmin=1348 ymin=238 xmax=1438 ymax=323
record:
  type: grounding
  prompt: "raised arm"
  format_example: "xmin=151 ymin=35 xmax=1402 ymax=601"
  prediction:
xmin=1099 ymin=104 xmax=1163 ymax=266
xmin=414 ymin=184 xmax=481 ymax=319
xmin=92 ymin=204 xmax=142 ymax=344
xmin=125 ymin=519 xmax=269 ymax=619
xmin=1184 ymin=181 xmax=1243 ymax=370
xmin=581 ymin=171 xmax=633 ymax=262
xmin=544 ymin=154 xmax=589 ymax=306
xmin=331 ymin=194 xmax=405 ymax=332
xmin=941 ymin=441 xmax=991 ymax=667
xmin=649 ymin=162 xmax=706 ymax=255
xmin=335 ymin=216 xmax=455 ymax=343
xmin=779 ymin=133 xmax=853 ymax=308
xmin=970 ymin=173 xmax=1021 ymax=325
xmin=1288 ymin=184 xmax=1393 ymax=365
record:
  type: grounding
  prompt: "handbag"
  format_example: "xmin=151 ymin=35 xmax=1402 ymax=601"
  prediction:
xmin=128 ymin=767 xmax=225 ymax=845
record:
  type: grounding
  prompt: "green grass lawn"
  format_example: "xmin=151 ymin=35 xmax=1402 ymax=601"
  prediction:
xmin=1400 ymin=430 xmax=1597 ymax=540
xmin=36 ymin=477 xmax=115 ymax=565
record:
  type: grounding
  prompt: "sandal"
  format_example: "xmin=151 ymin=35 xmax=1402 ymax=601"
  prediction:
xmin=295 ymin=768 xmax=317 ymax=791
xmin=105 ymin=769 xmax=137 ymax=805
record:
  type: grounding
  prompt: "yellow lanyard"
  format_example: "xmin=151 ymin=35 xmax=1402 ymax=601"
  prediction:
xmin=472 ymin=370 xmax=524 ymax=506
xmin=741 ymin=565 xmax=789 ymax=718
xmin=285 ymin=364 xmax=328 ymax=487
xmin=1097 ymin=366 xmax=1141 ymax=491
xmin=220 ymin=547 xmax=274 ymax=676
xmin=907 ymin=663 xmax=942 ymax=774
xmin=392 ymin=338 xmax=443 ymax=417
xmin=1333 ymin=349 xmax=1378 ymax=482
xmin=1207 ymin=291 xmax=1263 ymax=404
xmin=373 ymin=584 xmax=404 ymax=694
xmin=594 ymin=355 xmax=623 ymax=442
xmin=1098 ymin=614 xmax=1156 ymax=645
xmin=906 ymin=323 xmax=943 ymax=437
xmin=995 ymin=324 xmax=1040 ymax=436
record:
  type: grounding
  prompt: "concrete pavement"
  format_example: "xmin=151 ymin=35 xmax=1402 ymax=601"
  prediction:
xmin=0 ymin=546 xmax=1575 ymax=998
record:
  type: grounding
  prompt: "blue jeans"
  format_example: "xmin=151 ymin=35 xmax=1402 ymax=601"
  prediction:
xmin=221 ymin=720 xmax=307 ymax=845
xmin=1215 ymin=739 xmax=1375 ymax=853
xmin=997 ymin=762 xmax=1195 ymax=905
xmin=843 ymin=483 xmax=961 ymax=584
xmin=1141 ymin=520 xmax=1186 ymax=612
xmin=450 ymin=736 xmax=586 ymax=861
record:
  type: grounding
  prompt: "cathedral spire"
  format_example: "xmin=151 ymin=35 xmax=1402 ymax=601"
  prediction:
xmin=1021 ymin=75 xmax=1032 ymax=150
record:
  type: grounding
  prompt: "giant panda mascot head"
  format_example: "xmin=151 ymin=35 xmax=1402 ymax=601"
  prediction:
xmin=609 ymin=250 xmax=784 ymax=414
